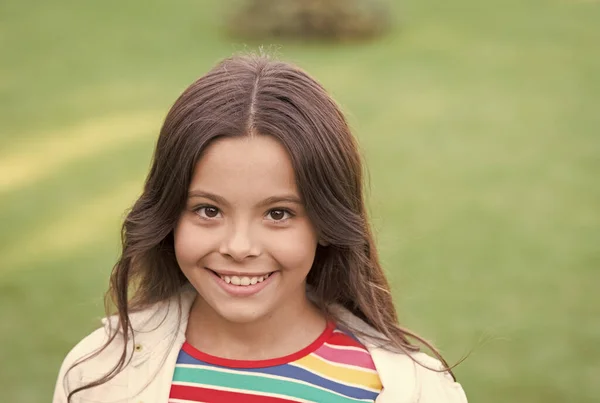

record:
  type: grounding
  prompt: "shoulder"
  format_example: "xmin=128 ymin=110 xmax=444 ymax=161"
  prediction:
xmin=53 ymin=291 xmax=195 ymax=402
xmin=409 ymin=352 xmax=467 ymax=403
xmin=329 ymin=305 xmax=467 ymax=402
xmin=52 ymin=327 xmax=113 ymax=403
xmin=372 ymin=348 xmax=468 ymax=403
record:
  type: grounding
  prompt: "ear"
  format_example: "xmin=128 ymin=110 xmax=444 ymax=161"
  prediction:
xmin=318 ymin=240 xmax=330 ymax=247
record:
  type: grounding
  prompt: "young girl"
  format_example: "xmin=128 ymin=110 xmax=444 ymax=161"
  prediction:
xmin=53 ymin=54 xmax=467 ymax=403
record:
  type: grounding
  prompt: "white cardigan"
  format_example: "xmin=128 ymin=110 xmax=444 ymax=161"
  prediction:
xmin=53 ymin=289 xmax=468 ymax=403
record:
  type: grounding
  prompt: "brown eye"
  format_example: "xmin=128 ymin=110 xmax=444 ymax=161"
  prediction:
xmin=205 ymin=207 xmax=219 ymax=217
xmin=268 ymin=209 xmax=289 ymax=221
xmin=198 ymin=206 xmax=221 ymax=219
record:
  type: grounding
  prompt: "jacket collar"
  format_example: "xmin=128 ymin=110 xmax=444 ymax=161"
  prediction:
xmin=100 ymin=286 xmax=196 ymax=367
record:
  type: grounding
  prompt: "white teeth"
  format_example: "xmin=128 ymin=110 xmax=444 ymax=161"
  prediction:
xmin=218 ymin=272 xmax=272 ymax=286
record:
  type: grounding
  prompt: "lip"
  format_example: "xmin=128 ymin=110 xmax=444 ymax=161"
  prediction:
xmin=206 ymin=268 xmax=277 ymax=297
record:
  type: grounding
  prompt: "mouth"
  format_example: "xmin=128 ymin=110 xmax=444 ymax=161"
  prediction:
xmin=207 ymin=269 xmax=275 ymax=287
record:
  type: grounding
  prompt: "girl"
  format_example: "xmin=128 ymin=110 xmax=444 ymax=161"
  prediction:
xmin=53 ymin=54 xmax=467 ymax=403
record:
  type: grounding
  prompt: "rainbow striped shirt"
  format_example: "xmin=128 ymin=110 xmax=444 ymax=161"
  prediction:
xmin=168 ymin=323 xmax=382 ymax=402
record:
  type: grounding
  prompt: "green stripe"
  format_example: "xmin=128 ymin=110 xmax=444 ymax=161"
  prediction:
xmin=173 ymin=366 xmax=365 ymax=403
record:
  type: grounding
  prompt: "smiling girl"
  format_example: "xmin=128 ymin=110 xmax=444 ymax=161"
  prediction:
xmin=53 ymin=54 xmax=467 ymax=403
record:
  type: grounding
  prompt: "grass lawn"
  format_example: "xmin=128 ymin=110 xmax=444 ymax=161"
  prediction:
xmin=1 ymin=0 xmax=599 ymax=401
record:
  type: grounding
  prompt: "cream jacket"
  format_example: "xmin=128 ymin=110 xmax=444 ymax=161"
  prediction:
xmin=53 ymin=289 xmax=467 ymax=403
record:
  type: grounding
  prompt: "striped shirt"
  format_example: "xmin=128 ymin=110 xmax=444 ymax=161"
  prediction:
xmin=168 ymin=322 xmax=383 ymax=402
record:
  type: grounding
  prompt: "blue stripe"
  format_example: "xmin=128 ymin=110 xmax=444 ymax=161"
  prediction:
xmin=176 ymin=350 xmax=379 ymax=400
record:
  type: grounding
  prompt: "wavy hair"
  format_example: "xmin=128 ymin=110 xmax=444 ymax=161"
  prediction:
xmin=67 ymin=54 xmax=453 ymax=401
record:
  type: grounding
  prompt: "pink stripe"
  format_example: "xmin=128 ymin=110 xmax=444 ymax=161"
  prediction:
xmin=314 ymin=343 xmax=377 ymax=370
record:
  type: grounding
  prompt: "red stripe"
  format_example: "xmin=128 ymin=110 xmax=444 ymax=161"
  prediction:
xmin=326 ymin=332 xmax=367 ymax=350
xmin=169 ymin=384 xmax=299 ymax=402
xmin=182 ymin=322 xmax=335 ymax=368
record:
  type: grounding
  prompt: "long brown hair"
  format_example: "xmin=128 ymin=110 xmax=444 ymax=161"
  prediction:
xmin=67 ymin=53 xmax=453 ymax=401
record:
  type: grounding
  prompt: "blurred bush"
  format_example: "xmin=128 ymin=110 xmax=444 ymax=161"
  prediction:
xmin=227 ymin=0 xmax=392 ymax=41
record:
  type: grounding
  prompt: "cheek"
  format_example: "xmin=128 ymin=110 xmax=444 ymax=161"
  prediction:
xmin=173 ymin=218 xmax=209 ymax=268
xmin=270 ymin=223 xmax=318 ymax=273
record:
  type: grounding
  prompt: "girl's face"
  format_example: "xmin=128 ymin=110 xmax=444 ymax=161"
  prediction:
xmin=174 ymin=135 xmax=319 ymax=324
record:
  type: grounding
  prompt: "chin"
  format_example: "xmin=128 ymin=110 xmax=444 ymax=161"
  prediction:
xmin=213 ymin=301 xmax=272 ymax=324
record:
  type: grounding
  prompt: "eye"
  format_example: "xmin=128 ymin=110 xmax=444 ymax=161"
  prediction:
xmin=266 ymin=209 xmax=292 ymax=222
xmin=196 ymin=205 xmax=221 ymax=219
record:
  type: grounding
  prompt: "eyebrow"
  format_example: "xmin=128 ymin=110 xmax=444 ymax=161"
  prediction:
xmin=188 ymin=190 xmax=230 ymax=206
xmin=188 ymin=190 xmax=303 ymax=208
xmin=257 ymin=195 xmax=303 ymax=208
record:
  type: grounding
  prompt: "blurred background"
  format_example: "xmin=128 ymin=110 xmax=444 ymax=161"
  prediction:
xmin=1 ymin=0 xmax=599 ymax=401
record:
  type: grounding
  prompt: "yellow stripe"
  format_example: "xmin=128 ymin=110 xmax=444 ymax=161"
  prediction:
xmin=293 ymin=354 xmax=382 ymax=390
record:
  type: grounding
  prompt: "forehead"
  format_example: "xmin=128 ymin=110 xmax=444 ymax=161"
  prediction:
xmin=190 ymin=135 xmax=299 ymax=200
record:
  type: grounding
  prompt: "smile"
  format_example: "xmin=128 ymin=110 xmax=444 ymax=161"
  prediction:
xmin=218 ymin=273 xmax=272 ymax=286
xmin=206 ymin=268 xmax=277 ymax=296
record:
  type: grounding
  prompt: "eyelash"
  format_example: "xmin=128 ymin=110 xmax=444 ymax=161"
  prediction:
xmin=193 ymin=205 xmax=295 ymax=224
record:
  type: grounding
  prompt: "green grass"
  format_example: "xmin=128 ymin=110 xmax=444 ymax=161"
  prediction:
xmin=1 ymin=0 xmax=599 ymax=401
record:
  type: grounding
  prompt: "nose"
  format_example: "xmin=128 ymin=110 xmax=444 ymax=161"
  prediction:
xmin=219 ymin=222 xmax=260 ymax=261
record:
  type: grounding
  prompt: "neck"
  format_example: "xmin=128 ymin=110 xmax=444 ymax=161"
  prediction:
xmin=185 ymin=289 xmax=327 ymax=361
